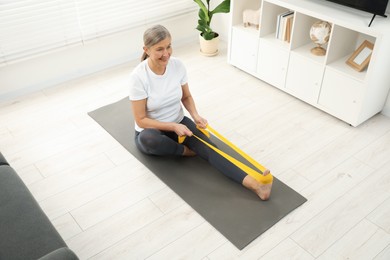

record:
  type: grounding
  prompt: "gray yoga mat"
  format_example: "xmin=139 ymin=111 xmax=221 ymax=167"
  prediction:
xmin=88 ymin=97 xmax=307 ymax=250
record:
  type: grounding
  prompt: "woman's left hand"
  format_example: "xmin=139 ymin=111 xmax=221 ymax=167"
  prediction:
xmin=194 ymin=115 xmax=208 ymax=129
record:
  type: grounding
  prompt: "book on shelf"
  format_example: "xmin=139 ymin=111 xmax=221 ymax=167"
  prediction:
xmin=276 ymin=10 xmax=294 ymax=43
xmin=284 ymin=14 xmax=293 ymax=42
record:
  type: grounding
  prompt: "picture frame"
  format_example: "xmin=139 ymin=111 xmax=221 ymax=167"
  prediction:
xmin=346 ymin=40 xmax=374 ymax=72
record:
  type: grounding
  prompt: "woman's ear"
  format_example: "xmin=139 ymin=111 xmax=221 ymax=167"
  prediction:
xmin=143 ymin=46 xmax=149 ymax=55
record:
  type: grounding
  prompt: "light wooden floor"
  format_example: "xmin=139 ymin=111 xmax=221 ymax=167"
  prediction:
xmin=1 ymin=42 xmax=390 ymax=260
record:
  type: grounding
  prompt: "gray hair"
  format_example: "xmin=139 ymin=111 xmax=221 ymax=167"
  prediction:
xmin=141 ymin=25 xmax=171 ymax=61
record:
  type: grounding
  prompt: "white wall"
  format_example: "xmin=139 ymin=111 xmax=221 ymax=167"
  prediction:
xmin=0 ymin=12 xmax=198 ymax=101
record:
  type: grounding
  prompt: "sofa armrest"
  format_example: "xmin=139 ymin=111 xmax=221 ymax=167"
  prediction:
xmin=0 ymin=152 xmax=9 ymax=166
xmin=38 ymin=247 xmax=79 ymax=260
xmin=0 ymin=165 xmax=71 ymax=260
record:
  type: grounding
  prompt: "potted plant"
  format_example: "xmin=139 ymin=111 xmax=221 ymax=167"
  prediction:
xmin=193 ymin=0 xmax=231 ymax=56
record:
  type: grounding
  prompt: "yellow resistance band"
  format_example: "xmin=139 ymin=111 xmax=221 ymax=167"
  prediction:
xmin=179 ymin=125 xmax=273 ymax=184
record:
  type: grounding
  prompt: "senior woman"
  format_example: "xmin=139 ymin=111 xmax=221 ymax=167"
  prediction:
xmin=129 ymin=25 xmax=272 ymax=200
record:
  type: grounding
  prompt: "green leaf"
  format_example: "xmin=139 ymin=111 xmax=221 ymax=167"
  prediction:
xmin=196 ymin=24 xmax=206 ymax=33
xmin=198 ymin=9 xmax=208 ymax=23
xmin=211 ymin=0 xmax=230 ymax=15
xmin=198 ymin=19 xmax=207 ymax=27
xmin=193 ymin=0 xmax=208 ymax=19
xmin=203 ymin=31 xmax=215 ymax=40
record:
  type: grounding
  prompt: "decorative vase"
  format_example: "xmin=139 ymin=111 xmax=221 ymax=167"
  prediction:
xmin=309 ymin=21 xmax=332 ymax=56
xmin=199 ymin=34 xmax=219 ymax=56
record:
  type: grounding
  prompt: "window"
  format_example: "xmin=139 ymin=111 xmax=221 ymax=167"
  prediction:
xmin=0 ymin=0 xmax=196 ymax=66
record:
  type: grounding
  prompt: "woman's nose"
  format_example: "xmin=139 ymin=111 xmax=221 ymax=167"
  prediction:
xmin=163 ymin=48 xmax=170 ymax=56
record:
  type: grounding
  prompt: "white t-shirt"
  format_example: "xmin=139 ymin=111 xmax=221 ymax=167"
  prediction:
xmin=129 ymin=57 xmax=188 ymax=132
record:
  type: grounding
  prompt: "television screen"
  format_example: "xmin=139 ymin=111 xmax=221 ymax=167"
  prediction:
xmin=326 ymin=0 xmax=389 ymax=16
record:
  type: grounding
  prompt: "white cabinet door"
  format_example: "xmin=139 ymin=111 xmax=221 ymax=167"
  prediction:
xmin=319 ymin=68 xmax=362 ymax=124
xmin=285 ymin=52 xmax=324 ymax=104
xmin=230 ymin=27 xmax=259 ymax=74
xmin=257 ymin=39 xmax=289 ymax=89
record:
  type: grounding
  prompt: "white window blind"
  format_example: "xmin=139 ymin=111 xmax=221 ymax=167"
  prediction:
xmin=0 ymin=0 xmax=196 ymax=66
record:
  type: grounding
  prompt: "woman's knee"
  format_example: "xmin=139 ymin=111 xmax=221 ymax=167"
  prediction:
xmin=137 ymin=129 xmax=162 ymax=151
xmin=136 ymin=129 xmax=183 ymax=156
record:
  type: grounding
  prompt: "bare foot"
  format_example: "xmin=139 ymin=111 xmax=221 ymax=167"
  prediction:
xmin=243 ymin=169 xmax=273 ymax=201
xmin=182 ymin=145 xmax=196 ymax=157
xmin=256 ymin=169 xmax=273 ymax=200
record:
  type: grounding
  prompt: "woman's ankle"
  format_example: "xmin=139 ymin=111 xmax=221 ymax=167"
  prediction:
xmin=182 ymin=145 xmax=196 ymax=156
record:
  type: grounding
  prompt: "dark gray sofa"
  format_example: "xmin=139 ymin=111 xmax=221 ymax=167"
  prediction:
xmin=0 ymin=152 xmax=78 ymax=260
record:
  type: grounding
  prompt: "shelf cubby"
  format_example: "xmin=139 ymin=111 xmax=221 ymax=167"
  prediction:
xmin=259 ymin=1 xmax=292 ymax=37
xmin=326 ymin=25 xmax=376 ymax=80
xmin=290 ymin=12 xmax=331 ymax=65
xmin=231 ymin=0 xmax=261 ymax=28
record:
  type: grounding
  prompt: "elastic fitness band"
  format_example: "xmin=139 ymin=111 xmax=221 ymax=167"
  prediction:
xmin=178 ymin=125 xmax=273 ymax=185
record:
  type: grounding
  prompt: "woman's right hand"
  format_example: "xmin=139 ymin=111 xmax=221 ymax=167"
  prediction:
xmin=173 ymin=123 xmax=193 ymax=137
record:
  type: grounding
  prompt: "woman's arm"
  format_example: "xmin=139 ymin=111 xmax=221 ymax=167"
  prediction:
xmin=181 ymin=83 xmax=208 ymax=128
xmin=131 ymin=99 xmax=193 ymax=136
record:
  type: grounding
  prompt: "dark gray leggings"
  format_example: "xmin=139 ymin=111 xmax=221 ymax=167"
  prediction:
xmin=134 ymin=116 xmax=247 ymax=184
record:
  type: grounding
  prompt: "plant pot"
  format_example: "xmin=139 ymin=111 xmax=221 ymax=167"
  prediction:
xmin=199 ymin=34 xmax=219 ymax=56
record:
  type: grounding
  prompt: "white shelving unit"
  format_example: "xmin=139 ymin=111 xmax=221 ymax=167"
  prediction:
xmin=228 ymin=0 xmax=390 ymax=126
